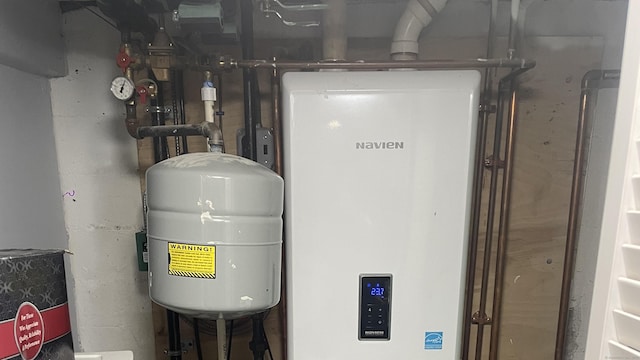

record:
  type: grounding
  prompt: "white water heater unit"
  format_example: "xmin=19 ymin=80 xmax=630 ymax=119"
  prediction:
xmin=146 ymin=153 xmax=284 ymax=319
xmin=283 ymin=70 xmax=480 ymax=359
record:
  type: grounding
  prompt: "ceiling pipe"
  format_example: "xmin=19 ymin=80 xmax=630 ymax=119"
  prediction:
xmin=391 ymin=0 xmax=449 ymax=60
xmin=323 ymin=0 xmax=347 ymax=61
xmin=508 ymin=0 xmax=521 ymax=59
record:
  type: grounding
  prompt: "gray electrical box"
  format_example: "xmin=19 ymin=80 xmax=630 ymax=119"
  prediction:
xmin=237 ymin=127 xmax=275 ymax=170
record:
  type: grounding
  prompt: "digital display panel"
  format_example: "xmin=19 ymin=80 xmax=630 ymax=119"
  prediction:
xmin=359 ymin=275 xmax=392 ymax=340
xmin=370 ymin=286 xmax=384 ymax=296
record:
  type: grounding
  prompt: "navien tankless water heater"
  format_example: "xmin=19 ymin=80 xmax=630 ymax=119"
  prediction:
xmin=283 ymin=71 xmax=480 ymax=359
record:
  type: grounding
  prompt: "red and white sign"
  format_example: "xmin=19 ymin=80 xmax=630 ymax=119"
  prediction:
xmin=13 ymin=302 xmax=44 ymax=360
xmin=0 ymin=302 xmax=70 ymax=360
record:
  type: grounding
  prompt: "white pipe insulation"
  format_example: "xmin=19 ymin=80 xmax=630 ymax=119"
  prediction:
xmin=391 ymin=0 xmax=449 ymax=60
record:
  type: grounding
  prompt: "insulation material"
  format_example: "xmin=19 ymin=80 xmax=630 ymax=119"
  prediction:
xmin=0 ymin=249 xmax=73 ymax=360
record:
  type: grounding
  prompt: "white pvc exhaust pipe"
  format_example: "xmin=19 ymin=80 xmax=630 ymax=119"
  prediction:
xmin=391 ymin=0 xmax=449 ymax=60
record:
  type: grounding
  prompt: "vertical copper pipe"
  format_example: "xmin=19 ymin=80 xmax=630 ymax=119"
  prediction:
xmin=553 ymin=70 xmax=620 ymax=359
xmin=489 ymin=85 xmax=518 ymax=360
xmin=554 ymin=86 xmax=589 ymax=360
xmin=462 ymin=0 xmax=497 ymax=356
xmin=462 ymin=88 xmax=490 ymax=360
xmin=474 ymin=82 xmax=506 ymax=360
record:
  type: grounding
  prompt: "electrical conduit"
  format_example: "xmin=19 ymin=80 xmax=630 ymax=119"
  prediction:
xmin=391 ymin=0 xmax=449 ymax=60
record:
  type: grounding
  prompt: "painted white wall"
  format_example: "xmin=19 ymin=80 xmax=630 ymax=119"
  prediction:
xmin=0 ymin=0 xmax=67 ymax=248
xmin=0 ymin=63 xmax=68 ymax=250
xmin=0 ymin=0 xmax=66 ymax=77
xmin=50 ymin=9 xmax=155 ymax=358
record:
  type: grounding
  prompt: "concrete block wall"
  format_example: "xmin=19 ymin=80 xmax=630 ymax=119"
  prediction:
xmin=50 ymin=10 xmax=156 ymax=359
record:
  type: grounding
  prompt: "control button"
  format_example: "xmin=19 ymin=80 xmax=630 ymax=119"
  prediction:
xmin=377 ymin=320 xmax=383 ymax=325
xmin=368 ymin=307 xmax=373 ymax=312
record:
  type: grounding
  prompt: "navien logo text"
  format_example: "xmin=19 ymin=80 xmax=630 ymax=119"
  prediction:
xmin=355 ymin=141 xmax=404 ymax=150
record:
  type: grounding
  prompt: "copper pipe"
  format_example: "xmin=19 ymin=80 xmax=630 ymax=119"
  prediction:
xmin=472 ymin=67 xmax=529 ymax=360
xmin=124 ymin=113 xmax=138 ymax=139
xmin=474 ymin=79 xmax=508 ymax=360
xmin=462 ymin=82 xmax=490 ymax=360
xmin=483 ymin=6 xmax=521 ymax=355
xmin=462 ymin=0 xmax=497 ymax=355
xmin=555 ymin=80 xmax=589 ymax=360
xmin=554 ymin=70 xmax=620 ymax=359
xmin=489 ymin=85 xmax=518 ymax=360
xmin=228 ymin=58 xmax=535 ymax=71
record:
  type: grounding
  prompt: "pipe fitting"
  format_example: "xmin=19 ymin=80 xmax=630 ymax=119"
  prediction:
xmin=202 ymin=121 xmax=223 ymax=148
xmin=124 ymin=102 xmax=139 ymax=138
xmin=390 ymin=0 xmax=449 ymax=60
xmin=125 ymin=116 xmax=139 ymax=139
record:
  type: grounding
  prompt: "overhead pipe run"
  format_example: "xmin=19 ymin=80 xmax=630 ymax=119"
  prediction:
xmin=225 ymin=58 xmax=535 ymax=70
xmin=391 ymin=0 xmax=449 ymax=60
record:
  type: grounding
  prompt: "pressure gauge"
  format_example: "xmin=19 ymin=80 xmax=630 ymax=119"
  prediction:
xmin=110 ymin=76 xmax=135 ymax=100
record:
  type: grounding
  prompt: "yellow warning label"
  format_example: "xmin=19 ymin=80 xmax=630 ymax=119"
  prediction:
xmin=168 ymin=243 xmax=216 ymax=279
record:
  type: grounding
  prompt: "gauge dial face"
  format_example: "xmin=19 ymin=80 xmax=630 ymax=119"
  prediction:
xmin=110 ymin=76 xmax=135 ymax=100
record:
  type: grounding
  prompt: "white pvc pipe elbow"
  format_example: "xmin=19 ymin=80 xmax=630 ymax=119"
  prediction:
xmin=391 ymin=0 xmax=449 ymax=60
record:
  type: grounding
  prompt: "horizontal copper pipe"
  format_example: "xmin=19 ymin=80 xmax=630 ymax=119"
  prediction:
xmin=227 ymin=58 xmax=535 ymax=71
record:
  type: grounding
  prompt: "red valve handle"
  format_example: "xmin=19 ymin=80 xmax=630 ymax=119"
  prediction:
xmin=116 ymin=48 xmax=132 ymax=73
xmin=136 ymin=85 xmax=148 ymax=104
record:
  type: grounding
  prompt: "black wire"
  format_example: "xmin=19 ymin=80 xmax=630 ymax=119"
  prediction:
xmin=194 ymin=319 xmax=203 ymax=360
xmin=70 ymin=0 xmax=118 ymax=30
xmin=228 ymin=320 xmax=234 ymax=359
